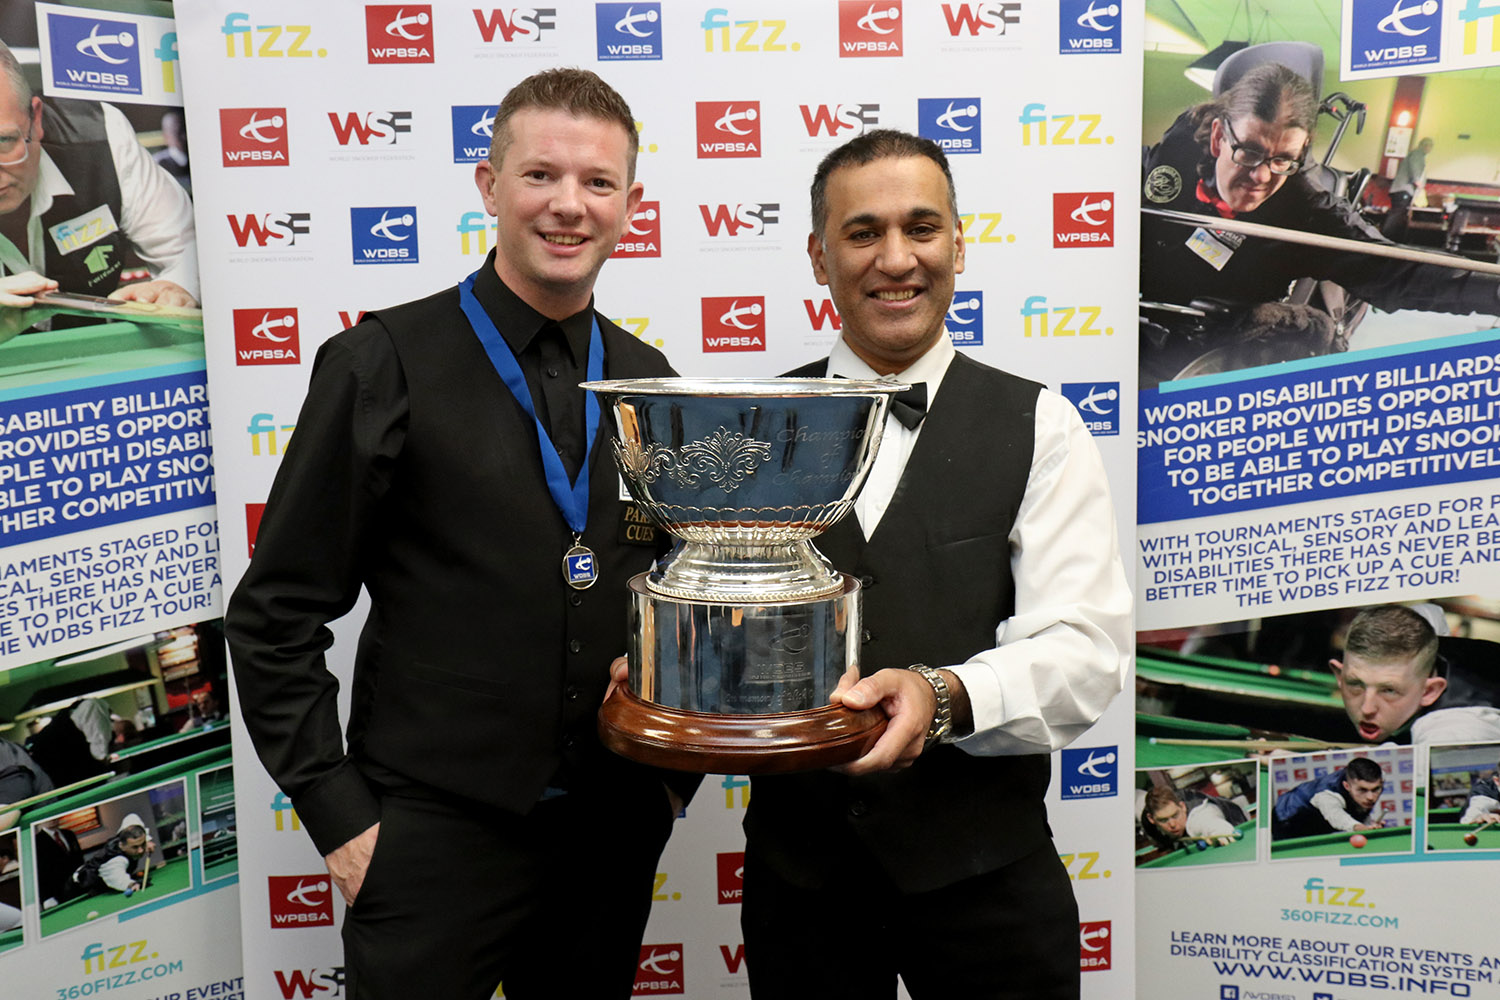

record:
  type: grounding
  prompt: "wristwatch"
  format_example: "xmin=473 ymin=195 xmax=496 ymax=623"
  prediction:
xmin=907 ymin=663 xmax=952 ymax=748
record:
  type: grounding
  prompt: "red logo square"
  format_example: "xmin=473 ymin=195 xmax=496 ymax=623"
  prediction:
xmin=1079 ymin=921 xmax=1111 ymax=971
xmin=701 ymin=296 xmax=766 ymax=353
xmin=245 ymin=503 xmax=266 ymax=558
xmin=716 ymin=851 xmax=744 ymax=904
xmin=634 ymin=945 xmax=684 ymax=995
xmin=614 ymin=201 xmax=662 ymax=258
xmin=839 ymin=1 xmax=903 ymax=57
xmin=220 ymin=108 xmax=289 ymax=167
xmin=696 ymin=102 xmax=761 ymax=159
xmin=268 ymin=875 xmax=334 ymax=928
xmin=234 ymin=308 xmax=301 ymax=366
xmin=1052 ymin=192 xmax=1114 ymax=248
xmin=365 ymin=5 xmax=434 ymax=63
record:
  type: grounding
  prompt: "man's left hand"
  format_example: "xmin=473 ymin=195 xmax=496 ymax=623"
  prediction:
xmin=829 ymin=668 xmax=937 ymax=776
xmin=108 ymin=279 xmax=198 ymax=308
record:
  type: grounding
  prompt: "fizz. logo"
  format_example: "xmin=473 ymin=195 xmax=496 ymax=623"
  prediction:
xmin=1053 ymin=192 xmax=1114 ymax=247
xmin=328 ymin=111 xmax=412 ymax=146
xmin=46 ymin=13 xmax=142 ymax=95
xmin=942 ymin=2 xmax=1021 ymax=36
xmin=635 ymin=945 xmax=685 ymax=995
xmin=351 ymin=207 xmax=419 ymax=264
xmin=234 ymin=308 xmax=301 ymax=366
xmin=947 ymin=292 xmax=984 ymax=345
xmin=701 ymin=9 xmax=798 ymax=52
xmin=918 ymin=98 xmax=981 ymax=153
xmin=804 ymin=298 xmax=841 ymax=332
xmin=800 ymin=103 xmax=880 ymax=137
xmin=365 ymin=5 xmax=434 ymax=62
xmin=1019 ymin=105 xmax=1111 ymax=146
xmin=221 ymin=14 xmax=326 ymax=58
xmin=1059 ymin=850 xmax=1110 ymax=881
xmin=1302 ymin=877 xmax=1376 ymax=908
xmin=249 ymin=413 xmax=297 ymax=458
xmin=457 ymin=212 xmax=499 ymax=256
xmin=717 ymin=852 xmax=745 ymax=903
xmin=220 ymin=108 xmax=289 ymax=167
xmin=1021 ymin=296 xmax=1112 ymax=338
xmin=80 ymin=940 xmax=160 ymax=975
xmin=1060 ymin=384 xmax=1119 ymax=436
xmin=274 ymin=967 xmax=346 ymax=999
xmin=1351 ymin=0 xmax=1440 ymax=69
xmin=839 ymin=1 xmax=903 ymax=56
xmin=270 ymin=791 xmax=301 ymax=828
xmin=699 ymin=203 xmax=779 ymax=237
xmin=228 ymin=213 xmax=310 ymax=249
xmin=615 ymin=201 xmax=661 ymax=257
xmin=1460 ymin=0 xmax=1499 ymax=57
xmin=1060 ymin=745 xmax=1119 ymax=796
xmin=1079 ymin=921 xmax=1111 ymax=971
xmin=452 ymin=105 xmax=496 ymax=162
xmin=1059 ymin=0 xmax=1121 ymax=53
xmin=268 ymin=875 xmax=334 ymax=928
xmin=598 ymin=3 xmax=663 ymax=59
xmin=696 ymin=101 xmax=761 ymax=158
xmin=723 ymin=773 xmax=751 ymax=807
xmin=473 ymin=7 xmax=557 ymax=43
xmin=246 ymin=503 xmax=266 ymax=557
xmin=702 ymin=297 xmax=766 ymax=352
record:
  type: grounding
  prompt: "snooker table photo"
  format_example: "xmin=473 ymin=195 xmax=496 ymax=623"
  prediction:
xmin=1271 ymin=824 xmax=1412 ymax=859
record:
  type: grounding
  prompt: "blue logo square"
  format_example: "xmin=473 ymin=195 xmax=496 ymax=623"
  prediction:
xmin=1315 ymin=993 xmax=1334 ymax=1000
xmin=1350 ymin=0 xmax=1441 ymax=72
xmin=597 ymin=3 xmax=663 ymax=60
xmin=351 ymin=207 xmax=419 ymax=265
xmin=1221 ymin=988 xmax=1240 ymax=1000
xmin=565 ymin=551 xmax=597 ymax=585
xmin=1060 ymin=383 xmax=1120 ymax=436
xmin=47 ymin=13 xmax=143 ymax=95
xmin=917 ymin=98 xmax=981 ymax=154
xmin=1059 ymin=0 xmax=1121 ymax=54
xmin=452 ymin=105 xmax=496 ymax=163
xmin=946 ymin=290 xmax=984 ymax=345
xmin=1060 ymin=745 xmax=1118 ymax=799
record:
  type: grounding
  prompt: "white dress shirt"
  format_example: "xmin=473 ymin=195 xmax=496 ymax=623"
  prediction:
xmin=827 ymin=334 xmax=1132 ymax=756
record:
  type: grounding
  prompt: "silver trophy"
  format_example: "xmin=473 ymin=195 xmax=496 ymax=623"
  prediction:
xmin=583 ymin=377 xmax=904 ymax=773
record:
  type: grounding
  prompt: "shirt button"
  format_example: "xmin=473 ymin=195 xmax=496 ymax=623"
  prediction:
xmin=546 ymin=367 xmax=560 ymax=378
xmin=569 ymin=593 xmax=583 ymax=607
xmin=859 ymin=574 xmax=875 ymax=588
xmin=849 ymin=799 xmax=868 ymax=818
xmin=563 ymin=735 xmax=576 ymax=749
xmin=566 ymin=685 xmax=580 ymax=701
xmin=861 ymin=629 xmax=872 ymax=644
xmin=569 ymin=639 xmax=582 ymax=653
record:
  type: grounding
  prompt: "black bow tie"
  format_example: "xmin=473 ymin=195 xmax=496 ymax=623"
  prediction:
xmin=889 ymin=382 xmax=928 ymax=430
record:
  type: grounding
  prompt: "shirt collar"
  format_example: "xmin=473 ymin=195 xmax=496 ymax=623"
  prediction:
xmin=827 ymin=330 xmax=956 ymax=408
xmin=31 ymin=149 xmax=71 ymax=221
xmin=472 ymin=250 xmax=594 ymax=365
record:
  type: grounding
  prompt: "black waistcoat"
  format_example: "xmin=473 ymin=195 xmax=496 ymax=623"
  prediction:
xmin=744 ymin=352 xmax=1056 ymax=893
xmin=37 ymin=99 xmax=126 ymax=295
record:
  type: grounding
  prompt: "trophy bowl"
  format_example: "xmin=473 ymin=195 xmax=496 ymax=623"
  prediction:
xmin=583 ymin=377 xmax=904 ymax=773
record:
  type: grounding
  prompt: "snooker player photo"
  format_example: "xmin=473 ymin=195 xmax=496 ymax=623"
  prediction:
xmin=1425 ymin=741 xmax=1500 ymax=854
xmin=1137 ymin=759 xmax=1259 ymax=869
xmin=1269 ymin=747 xmax=1414 ymax=860
xmin=1 ymin=828 xmax=21 ymax=954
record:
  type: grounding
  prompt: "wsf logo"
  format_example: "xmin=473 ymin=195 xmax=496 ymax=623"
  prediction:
xmin=1350 ymin=0 xmax=1441 ymax=70
xmin=918 ymin=98 xmax=981 ymax=153
xmin=839 ymin=1 xmax=903 ymax=57
xmin=800 ymin=103 xmax=880 ymax=138
xmin=228 ymin=213 xmax=310 ymax=249
xmin=1079 ymin=921 xmax=1111 ymax=971
xmin=365 ymin=4 xmax=434 ymax=62
xmin=451 ymin=105 xmax=496 ymax=163
xmin=635 ymin=945 xmax=685 ymax=995
xmin=328 ymin=111 xmax=412 ymax=147
xmin=615 ymin=201 xmax=661 ymax=258
xmin=942 ymin=2 xmax=1022 ymax=37
xmin=1060 ymin=384 xmax=1119 ymax=436
xmin=472 ymin=7 xmax=557 ymax=44
xmin=1059 ymin=0 xmax=1121 ymax=53
xmin=245 ymin=503 xmax=266 ymax=557
xmin=1060 ymin=745 xmax=1119 ymax=796
xmin=699 ymin=203 xmax=779 ymax=238
xmin=1053 ymin=192 xmax=1114 ymax=247
xmin=219 ymin=108 xmax=290 ymax=167
xmin=268 ymin=875 xmax=334 ymax=928
xmin=274 ymin=967 xmax=345 ymax=999
xmin=702 ymin=296 xmax=766 ymax=352
xmin=46 ymin=13 xmax=142 ymax=95
xmin=946 ymin=291 xmax=984 ymax=345
xmin=597 ymin=2 xmax=663 ymax=59
xmin=233 ymin=308 xmax=301 ymax=366
xmin=351 ymin=207 xmax=419 ymax=264
xmin=696 ymin=101 xmax=761 ymax=158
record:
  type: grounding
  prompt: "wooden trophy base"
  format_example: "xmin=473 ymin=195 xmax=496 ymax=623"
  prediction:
xmin=598 ymin=685 xmax=887 ymax=774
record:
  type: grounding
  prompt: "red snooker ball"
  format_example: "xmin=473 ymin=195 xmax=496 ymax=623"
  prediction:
xmin=1350 ymin=834 xmax=1368 ymax=849
xmin=1464 ymin=832 xmax=1479 ymax=846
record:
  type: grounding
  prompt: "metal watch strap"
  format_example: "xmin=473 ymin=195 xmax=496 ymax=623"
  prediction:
xmin=908 ymin=663 xmax=952 ymax=748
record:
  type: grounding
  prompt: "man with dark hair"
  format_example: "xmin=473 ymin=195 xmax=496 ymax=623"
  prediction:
xmin=67 ymin=813 xmax=156 ymax=897
xmin=1272 ymin=757 xmax=1385 ymax=839
xmin=228 ymin=68 xmax=696 ymax=1000
xmin=1141 ymin=784 xmax=1248 ymax=852
xmin=739 ymin=129 xmax=1131 ymax=999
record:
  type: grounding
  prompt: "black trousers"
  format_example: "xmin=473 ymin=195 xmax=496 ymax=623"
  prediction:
xmin=342 ymin=779 xmax=674 ymax=1000
xmin=741 ymin=840 xmax=1079 ymax=1000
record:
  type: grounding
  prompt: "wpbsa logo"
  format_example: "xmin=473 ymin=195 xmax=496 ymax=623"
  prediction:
xmin=701 ymin=296 xmax=766 ymax=352
xmin=328 ymin=110 xmax=412 ymax=146
xmin=699 ymin=202 xmax=779 ymax=238
xmin=634 ymin=945 xmax=685 ymax=995
xmin=365 ymin=5 xmax=434 ymax=62
xmin=614 ymin=201 xmax=661 ymax=258
xmin=273 ymin=967 xmax=345 ymax=999
xmin=799 ymin=103 xmax=880 ymax=138
xmin=942 ymin=2 xmax=1022 ymax=37
xmin=1052 ymin=192 xmax=1114 ymax=247
xmin=696 ymin=102 xmax=761 ymax=158
xmin=839 ymin=1 xmax=903 ymax=56
xmin=472 ymin=7 xmax=557 ymax=43
xmin=220 ymin=108 xmax=289 ymax=167
xmin=227 ymin=213 xmax=310 ymax=249
xmin=716 ymin=851 xmax=744 ymax=904
xmin=1079 ymin=921 xmax=1112 ymax=971
xmin=267 ymin=874 xmax=334 ymax=928
xmin=233 ymin=307 xmax=301 ymax=366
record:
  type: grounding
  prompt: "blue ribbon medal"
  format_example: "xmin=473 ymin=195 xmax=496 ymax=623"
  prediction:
xmin=458 ymin=271 xmax=604 ymax=589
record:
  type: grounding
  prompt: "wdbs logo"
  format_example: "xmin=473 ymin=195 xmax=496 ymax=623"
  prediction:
xmin=351 ymin=207 xmax=419 ymax=264
xmin=918 ymin=98 xmax=981 ymax=153
xmin=451 ymin=105 xmax=496 ymax=162
xmin=597 ymin=2 xmax=663 ymax=60
xmin=365 ymin=4 xmax=434 ymax=62
xmin=268 ymin=875 xmax=334 ymax=928
xmin=615 ymin=201 xmax=661 ymax=257
xmin=635 ymin=945 xmax=685 ymax=995
xmin=46 ymin=13 xmax=142 ymax=95
xmin=1079 ymin=921 xmax=1111 ymax=971
xmin=1061 ymin=383 xmax=1119 ymax=435
xmin=696 ymin=102 xmax=761 ymax=158
xmin=233 ymin=308 xmax=301 ymax=366
xmin=220 ymin=108 xmax=289 ymax=167
xmin=946 ymin=291 xmax=984 ymax=345
xmin=1053 ymin=192 xmax=1114 ymax=247
xmin=701 ymin=296 xmax=766 ymax=352
xmin=838 ymin=1 xmax=903 ymax=57
xmin=1059 ymin=0 xmax=1121 ymax=53
xmin=1060 ymin=745 xmax=1119 ymax=796
xmin=1350 ymin=0 xmax=1441 ymax=71
xmin=717 ymin=852 xmax=745 ymax=903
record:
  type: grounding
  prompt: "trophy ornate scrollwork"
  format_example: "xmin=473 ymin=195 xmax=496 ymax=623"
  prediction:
xmin=582 ymin=377 xmax=904 ymax=773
